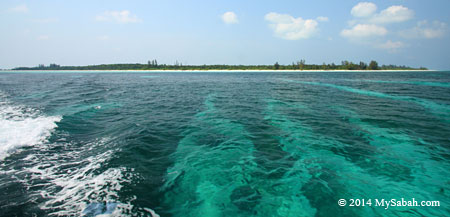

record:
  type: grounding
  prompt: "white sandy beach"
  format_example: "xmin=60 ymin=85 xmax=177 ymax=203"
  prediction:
xmin=0 ymin=69 xmax=436 ymax=72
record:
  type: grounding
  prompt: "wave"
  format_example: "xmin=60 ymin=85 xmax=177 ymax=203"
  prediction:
xmin=0 ymin=92 xmax=155 ymax=216
xmin=140 ymin=75 xmax=160 ymax=78
xmin=18 ymin=138 xmax=139 ymax=216
xmin=53 ymin=102 xmax=123 ymax=117
xmin=0 ymin=92 xmax=61 ymax=160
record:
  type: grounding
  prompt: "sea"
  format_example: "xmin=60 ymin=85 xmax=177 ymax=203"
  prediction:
xmin=0 ymin=71 xmax=449 ymax=217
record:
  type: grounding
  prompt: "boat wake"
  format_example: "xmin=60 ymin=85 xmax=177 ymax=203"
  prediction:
xmin=0 ymin=91 xmax=61 ymax=160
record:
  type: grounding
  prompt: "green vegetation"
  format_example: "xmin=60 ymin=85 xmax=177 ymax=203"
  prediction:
xmin=13 ymin=60 xmax=427 ymax=71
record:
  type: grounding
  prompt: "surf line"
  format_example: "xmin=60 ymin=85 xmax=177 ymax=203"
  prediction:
xmin=280 ymin=79 xmax=450 ymax=123
xmin=162 ymin=94 xmax=260 ymax=217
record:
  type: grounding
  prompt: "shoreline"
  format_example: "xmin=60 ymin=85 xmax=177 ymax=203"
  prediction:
xmin=0 ymin=69 xmax=438 ymax=73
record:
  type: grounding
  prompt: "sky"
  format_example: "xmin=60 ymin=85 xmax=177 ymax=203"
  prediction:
xmin=1 ymin=0 xmax=449 ymax=70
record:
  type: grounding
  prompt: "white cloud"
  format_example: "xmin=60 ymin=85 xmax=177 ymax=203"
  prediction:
xmin=351 ymin=2 xmax=377 ymax=18
xmin=316 ymin=16 xmax=329 ymax=22
xmin=349 ymin=3 xmax=414 ymax=24
xmin=342 ymin=2 xmax=415 ymax=52
xmin=221 ymin=12 xmax=238 ymax=24
xmin=376 ymin=40 xmax=405 ymax=52
xmin=96 ymin=10 xmax=141 ymax=24
xmin=370 ymin=5 xmax=414 ymax=24
xmin=264 ymin=12 xmax=319 ymax=40
xmin=10 ymin=4 xmax=29 ymax=13
xmin=400 ymin=20 xmax=447 ymax=39
xmin=341 ymin=24 xmax=387 ymax=38
xmin=37 ymin=35 xmax=50 ymax=40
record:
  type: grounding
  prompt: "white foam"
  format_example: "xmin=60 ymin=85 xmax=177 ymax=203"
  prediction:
xmin=0 ymin=92 xmax=142 ymax=216
xmin=15 ymin=138 xmax=138 ymax=216
xmin=0 ymin=93 xmax=61 ymax=160
xmin=143 ymin=207 xmax=161 ymax=217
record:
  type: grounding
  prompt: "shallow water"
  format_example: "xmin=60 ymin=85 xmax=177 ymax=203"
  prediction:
xmin=0 ymin=71 xmax=449 ymax=216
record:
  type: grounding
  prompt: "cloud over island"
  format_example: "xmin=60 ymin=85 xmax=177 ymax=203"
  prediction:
xmin=264 ymin=12 xmax=327 ymax=40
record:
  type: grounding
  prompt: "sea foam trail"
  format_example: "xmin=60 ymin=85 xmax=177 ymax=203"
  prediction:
xmin=0 ymin=93 xmax=61 ymax=160
xmin=280 ymin=79 xmax=450 ymax=123
xmin=163 ymin=94 xmax=259 ymax=217
xmin=21 ymin=138 xmax=140 ymax=216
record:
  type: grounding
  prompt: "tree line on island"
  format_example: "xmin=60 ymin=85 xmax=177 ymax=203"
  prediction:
xmin=13 ymin=59 xmax=427 ymax=71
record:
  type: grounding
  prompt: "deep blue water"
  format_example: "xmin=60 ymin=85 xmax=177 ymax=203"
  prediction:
xmin=0 ymin=71 xmax=449 ymax=216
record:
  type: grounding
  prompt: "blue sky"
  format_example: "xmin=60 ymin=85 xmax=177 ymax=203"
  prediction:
xmin=1 ymin=0 xmax=449 ymax=69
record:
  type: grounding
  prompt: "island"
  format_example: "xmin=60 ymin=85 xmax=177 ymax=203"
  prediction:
xmin=12 ymin=60 xmax=427 ymax=71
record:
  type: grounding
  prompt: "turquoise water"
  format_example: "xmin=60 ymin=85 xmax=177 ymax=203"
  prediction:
xmin=0 ymin=71 xmax=449 ymax=216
